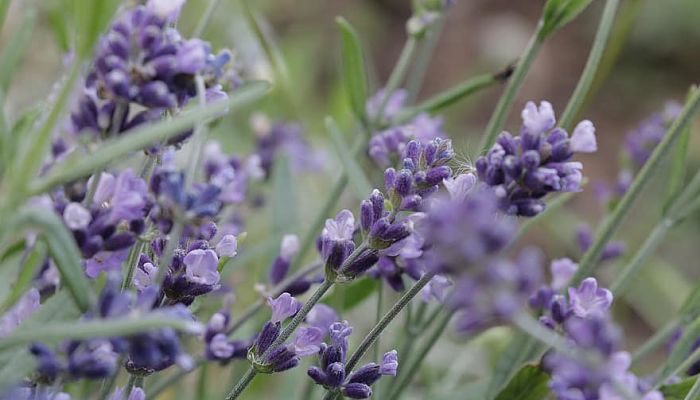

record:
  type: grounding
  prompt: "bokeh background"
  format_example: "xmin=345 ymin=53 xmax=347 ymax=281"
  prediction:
xmin=3 ymin=0 xmax=700 ymax=398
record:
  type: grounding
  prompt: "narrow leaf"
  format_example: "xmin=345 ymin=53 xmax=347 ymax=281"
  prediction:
xmin=29 ymin=81 xmax=270 ymax=195
xmin=657 ymin=317 xmax=700 ymax=386
xmin=660 ymin=377 xmax=697 ymax=400
xmin=541 ymin=0 xmax=595 ymax=39
xmin=1 ymin=241 xmax=47 ymax=311
xmin=663 ymin=88 xmax=696 ymax=214
xmin=0 ymin=10 xmax=36 ymax=93
xmin=0 ymin=315 xmax=201 ymax=352
xmin=9 ymin=208 xmax=95 ymax=312
xmin=326 ymin=117 xmax=373 ymax=199
xmin=486 ymin=333 xmax=542 ymax=399
xmin=336 ymin=17 xmax=369 ymax=121
xmin=494 ymin=364 xmax=551 ymax=400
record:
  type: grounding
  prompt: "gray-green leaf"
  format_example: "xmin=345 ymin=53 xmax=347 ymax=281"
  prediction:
xmin=326 ymin=117 xmax=373 ymax=199
xmin=494 ymin=364 xmax=551 ymax=400
xmin=540 ymin=0 xmax=595 ymax=39
xmin=336 ymin=17 xmax=369 ymax=122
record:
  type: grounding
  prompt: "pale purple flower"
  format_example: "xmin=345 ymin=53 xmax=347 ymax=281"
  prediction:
xmin=407 ymin=113 xmax=446 ymax=142
xmin=0 ymin=288 xmax=40 ymax=337
xmin=568 ymin=278 xmax=613 ymax=318
xmin=522 ymin=101 xmax=556 ymax=134
xmin=108 ymin=169 xmax=148 ymax=223
xmin=85 ymin=249 xmax=129 ymax=278
xmin=133 ymin=262 xmax=158 ymax=291
xmin=147 ymin=0 xmax=186 ymax=21
xmin=306 ymin=304 xmax=338 ymax=333
xmin=329 ymin=321 xmax=353 ymax=348
xmin=443 ymin=173 xmax=476 ymax=201
xmin=323 ymin=210 xmax=355 ymax=241
xmin=550 ymin=258 xmax=578 ymax=291
xmin=209 ymin=333 xmax=235 ymax=359
xmin=109 ymin=386 xmax=145 ymax=400
xmin=268 ymin=293 xmax=301 ymax=323
xmin=91 ymin=172 xmax=116 ymax=205
xmin=421 ymin=274 xmax=451 ymax=303
xmin=63 ymin=202 xmax=91 ymax=230
xmin=570 ymin=120 xmax=597 ymax=153
xmin=290 ymin=326 xmax=324 ymax=357
xmin=366 ymin=89 xmax=407 ymax=122
xmin=280 ymin=234 xmax=300 ymax=261
xmin=177 ymin=39 xmax=209 ymax=74
xmin=215 ymin=234 xmax=238 ymax=258
xmin=183 ymin=249 xmax=220 ymax=286
xmin=379 ymin=350 xmax=398 ymax=376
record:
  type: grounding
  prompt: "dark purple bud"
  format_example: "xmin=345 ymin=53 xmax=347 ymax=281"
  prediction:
xmin=269 ymin=257 xmax=290 ymax=286
xmin=360 ymin=200 xmax=374 ymax=232
xmin=400 ymin=194 xmax=421 ymax=211
xmin=342 ymin=383 xmax=373 ymax=399
xmin=265 ymin=346 xmax=300 ymax=372
xmin=325 ymin=241 xmax=355 ymax=272
xmin=550 ymin=295 xmax=570 ymax=324
xmin=347 ymin=363 xmax=381 ymax=386
xmin=384 ymin=168 xmax=396 ymax=191
xmin=255 ymin=321 xmax=280 ymax=356
xmin=138 ymin=81 xmax=176 ymax=108
xmin=529 ymin=286 xmax=555 ymax=310
xmin=342 ymin=248 xmax=379 ymax=278
xmin=283 ymin=278 xmax=312 ymax=297
xmin=502 ymin=155 xmax=521 ymax=179
xmin=425 ymin=166 xmax=451 ymax=186
xmin=308 ymin=366 xmax=328 ymax=385
xmin=103 ymin=232 xmax=136 ymax=251
xmin=424 ymin=142 xmax=437 ymax=166
xmin=576 ymin=224 xmax=593 ymax=252
xmin=394 ymin=169 xmax=413 ymax=197
xmin=326 ymin=362 xmax=346 ymax=388
xmin=402 ymin=158 xmax=415 ymax=172
xmin=475 ymin=157 xmax=488 ymax=180
xmin=521 ymin=150 xmax=541 ymax=170
xmin=496 ymin=131 xmax=517 ymax=154
xmin=404 ymin=140 xmax=421 ymax=163
xmin=105 ymin=70 xmax=130 ymax=98
xmin=550 ymin=139 xmax=572 ymax=162
xmin=601 ymin=241 xmax=626 ymax=262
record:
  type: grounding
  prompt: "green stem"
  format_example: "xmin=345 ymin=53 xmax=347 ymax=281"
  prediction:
xmin=631 ymin=318 xmax=680 ymax=366
xmin=121 ymin=241 xmax=145 ymax=292
xmin=224 ymin=367 xmax=257 ymax=400
xmin=479 ymin=28 xmax=544 ymax=152
xmin=324 ymin=271 xmax=437 ymax=400
xmin=124 ymin=375 xmax=137 ymax=399
xmin=374 ymin=37 xmax=418 ymax=127
xmin=558 ymin=0 xmax=620 ymax=130
xmin=655 ymin=346 xmax=700 ymax=390
xmin=405 ymin=15 xmax=445 ymax=103
xmin=570 ymin=88 xmax=700 ymax=285
xmin=610 ymin=219 xmax=673 ymax=295
xmin=684 ymin=376 xmax=700 ymax=400
xmin=373 ymin=283 xmax=384 ymax=361
xmin=386 ymin=309 xmax=453 ymax=400
xmin=196 ymin=363 xmax=208 ymax=400
xmin=193 ymin=0 xmax=222 ymax=37
xmin=184 ymin=75 xmax=208 ymax=187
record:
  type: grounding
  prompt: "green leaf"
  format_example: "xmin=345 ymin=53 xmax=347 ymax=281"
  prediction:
xmin=326 ymin=117 xmax=373 ymax=199
xmin=657 ymin=317 xmax=700 ymax=386
xmin=660 ymin=377 xmax=697 ymax=400
xmin=0 ymin=9 xmax=36 ymax=93
xmin=396 ymin=73 xmax=499 ymax=123
xmin=9 ymin=208 xmax=95 ymax=312
xmin=541 ymin=0 xmax=595 ymax=39
xmin=73 ymin=0 xmax=120 ymax=59
xmin=0 ymin=291 xmax=79 ymax=392
xmin=325 ymin=277 xmax=378 ymax=311
xmin=663 ymin=88 xmax=696 ymax=215
xmin=270 ymin=155 xmax=299 ymax=236
xmin=336 ymin=17 xmax=369 ymax=122
xmin=0 ymin=315 xmax=200 ymax=352
xmin=494 ymin=364 xmax=550 ymax=400
xmin=1 ymin=241 xmax=47 ymax=311
xmin=486 ymin=333 xmax=543 ymax=399
xmin=29 ymin=81 xmax=270 ymax=195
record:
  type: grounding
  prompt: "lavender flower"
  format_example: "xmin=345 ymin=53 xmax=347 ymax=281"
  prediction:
xmin=203 ymin=311 xmax=249 ymax=362
xmin=307 ymin=321 xmax=398 ymax=399
xmin=306 ymin=304 xmax=339 ymax=334
xmin=215 ymin=234 xmax=238 ymax=258
xmin=476 ymin=101 xmax=597 ymax=216
xmin=108 ymin=386 xmax=145 ymax=400
xmin=568 ymin=278 xmax=613 ymax=319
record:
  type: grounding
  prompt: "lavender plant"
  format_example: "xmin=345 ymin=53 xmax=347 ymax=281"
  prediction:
xmin=0 ymin=0 xmax=699 ymax=399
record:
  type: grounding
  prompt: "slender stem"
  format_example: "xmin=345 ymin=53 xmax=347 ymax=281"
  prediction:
xmin=479 ymin=28 xmax=543 ymax=152
xmin=224 ymin=367 xmax=257 ymax=400
xmin=196 ymin=363 xmax=209 ymax=400
xmin=570 ymin=88 xmax=700 ymax=285
xmin=97 ymin=363 xmax=121 ymax=400
xmin=655 ymin=346 xmax=700 ymax=390
xmin=121 ymin=241 xmax=145 ymax=291
xmin=373 ymin=283 xmax=384 ymax=361
xmin=684 ymin=376 xmax=700 ymax=400
xmin=610 ymin=219 xmax=672 ymax=295
xmin=374 ymin=37 xmax=418 ymax=126
xmin=184 ymin=75 xmax=208 ymax=187
xmin=386 ymin=309 xmax=453 ymax=400
xmin=124 ymin=374 xmax=137 ymax=399
xmin=631 ymin=318 xmax=680 ymax=366
xmin=193 ymin=0 xmax=222 ymax=37
xmin=405 ymin=15 xmax=445 ymax=103
xmin=558 ymin=0 xmax=620 ymax=130
xmin=297 ymin=378 xmax=316 ymax=400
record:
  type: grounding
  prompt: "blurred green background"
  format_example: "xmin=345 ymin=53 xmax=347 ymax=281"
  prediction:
xmin=3 ymin=0 xmax=700 ymax=398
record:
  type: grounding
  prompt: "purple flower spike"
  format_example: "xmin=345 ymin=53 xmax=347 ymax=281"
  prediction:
xmin=183 ymin=249 xmax=220 ymax=286
xmin=268 ymin=293 xmax=301 ymax=323
xmin=379 ymin=350 xmax=398 ymax=376
xmin=550 ymin=258 xmax=578 ymax=291
xmin=568 ymin=278 xmax=613 ymax=318
xmin=521 ymin=101 xmax=556 ymax=135
xmin=307 ymin=304 xmax=338 ymax=334
xmin=215 ymin=234 xmax=238 ymax=257
xmin=570 ymin=120 xmax=597 ymax=153
xmin=290 ymin=326 xmax=324 ymax=357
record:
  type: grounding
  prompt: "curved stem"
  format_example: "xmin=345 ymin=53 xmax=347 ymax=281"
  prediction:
xmin=558 ymin=0 xmax=620 ymax=130
xmin=224 ymin=367 xmax=257 ymax=400
xmin=193 ymin=0 xmax=222 ymax=37
xmin=570 ymin=88 xmax=700 ymax=285
xmin=479 ymin=28 xmax=543 ymax=153
xmin=386 ymin=309 xmax=453 ymax=400
xmin=374 ymin=37 xmax=418 ymax=127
